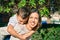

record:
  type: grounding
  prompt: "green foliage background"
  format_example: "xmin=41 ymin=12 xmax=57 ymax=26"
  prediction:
xmin=0 ymin=0 xmax=49 ymax=17
xmin=32 ymin=24 xmax=60 ymax=40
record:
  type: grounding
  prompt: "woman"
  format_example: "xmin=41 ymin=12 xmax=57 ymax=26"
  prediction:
xmin=10 ymin=8 xmax=41 ymax=40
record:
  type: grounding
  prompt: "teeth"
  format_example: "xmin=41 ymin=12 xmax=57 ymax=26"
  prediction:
xmin=31 ymin=23 xmax=34 ymax=25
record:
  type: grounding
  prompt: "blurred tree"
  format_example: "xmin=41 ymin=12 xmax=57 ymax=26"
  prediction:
xmin=0 ymin=0 xmax=49 ymax=17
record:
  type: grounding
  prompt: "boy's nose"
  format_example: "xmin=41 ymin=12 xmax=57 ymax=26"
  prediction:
xmin=20 ymin=22 xmax=24 ymax=24
xmin=18 ymin=21 xmax=24 ymax=24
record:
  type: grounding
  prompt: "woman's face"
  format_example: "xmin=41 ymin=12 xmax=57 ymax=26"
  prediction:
xmin=28 ymin=12 xmax=39 ymax=28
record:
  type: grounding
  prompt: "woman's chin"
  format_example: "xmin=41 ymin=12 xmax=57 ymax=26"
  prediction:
xmin=30 ymin=25 xmax=35 ymax=28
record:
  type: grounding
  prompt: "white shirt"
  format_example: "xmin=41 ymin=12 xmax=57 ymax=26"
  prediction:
xmin=8 ymin=14 xmax=18 ymax=27
xmin=10 ymin=24 xmax=31 ymax=40
xmin=8 ymin=14 xmax=31 ymax=40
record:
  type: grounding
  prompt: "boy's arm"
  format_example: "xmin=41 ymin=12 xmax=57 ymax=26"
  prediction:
xmin=22 ymin=30 xmax=35 ymax=38
xmin=7 ymin=17 xmax=26 ymax=40
xmin=22 ymin=26 xmax=40 ymax=38
xmin=7 ymin=24 xmax=26 ymax=40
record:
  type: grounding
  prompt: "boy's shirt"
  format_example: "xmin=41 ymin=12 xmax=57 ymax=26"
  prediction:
xmin=8 ymin=14 xmax=18 ymax=27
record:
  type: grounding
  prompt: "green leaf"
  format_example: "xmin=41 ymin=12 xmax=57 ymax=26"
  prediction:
xmin=39 ymin=7 xmax=49 ymax=17
xmin=18 ymin=0 xmax=26 ymax=8
xmin=4 ymin=7 xmax=11 ymax=13
xmin=29 ymin=0 xmax=36 ymax=8
xmin=38 ymin=0 xmax=45 ymax=5
xmin=0 ymin=6 xmax=3 ymax=13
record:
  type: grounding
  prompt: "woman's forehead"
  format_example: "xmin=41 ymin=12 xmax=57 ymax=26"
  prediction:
xmin=30 ymin=12 xmax=39 ymax=17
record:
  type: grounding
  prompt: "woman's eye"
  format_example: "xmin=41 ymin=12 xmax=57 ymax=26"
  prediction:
xmin=35 ymin=17 xmax=38 ymax=20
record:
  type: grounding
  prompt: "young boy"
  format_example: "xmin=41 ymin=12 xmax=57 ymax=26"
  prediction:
xmin=7 ymin=7 xmax=30 ymax=40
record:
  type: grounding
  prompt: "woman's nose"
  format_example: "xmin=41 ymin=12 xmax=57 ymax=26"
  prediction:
xmin=32 ymin=18 xmax=35 ymax=22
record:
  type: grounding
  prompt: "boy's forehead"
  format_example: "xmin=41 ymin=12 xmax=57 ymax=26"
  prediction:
xmin=21 ymin=17 xmax=28 ymax=20
xmin=17 ymin=14 xmax=28 ymax=21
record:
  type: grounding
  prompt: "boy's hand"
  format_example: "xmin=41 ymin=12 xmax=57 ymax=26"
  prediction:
xmin=19 ymin=35 xmax=27 ymax=40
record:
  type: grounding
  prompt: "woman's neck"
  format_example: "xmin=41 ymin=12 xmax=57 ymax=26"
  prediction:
xmin=26 ymin=24 xmax=32 ymax=31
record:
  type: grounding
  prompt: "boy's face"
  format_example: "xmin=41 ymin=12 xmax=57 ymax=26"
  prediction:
xmin=17 ymin=15 xmax=28 ymax=24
